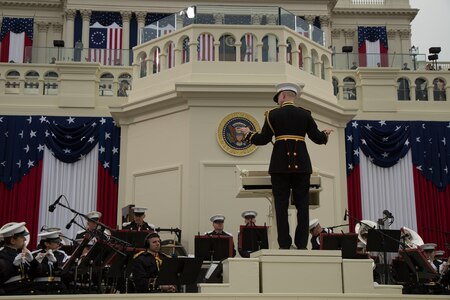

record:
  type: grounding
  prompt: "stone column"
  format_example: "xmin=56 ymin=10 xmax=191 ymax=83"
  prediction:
xmin=292 ymin=49 xmax=299 ymax=67
xmin=189 ymin=41 xmax=198 ymax=62
xmin=319 ymin=15 xmax=330 ymax=47
xmin=305 ymin=15 xmax=315 ymax=41
xmin=410 ymin=84 xmax=416 ymax=101
xmin=36 ymin=22 xmax=49 ymax=64
xmin=278 ymin=43 xmax=287 ymax=64
xmin=159 ymin=53 xmax=167 ymax=71
xmin=256 ymin=43 xmax=263 ymax=62
xmin=214 ymin=41 xmax=220 ymax=62
xmin=136 ymin=12 xmax=146 ymax=44
xmin=121 ymin=11 xmax=132 ymax=65
xmin=64 ymin=9 xmax=76 ymax=49
xmin=235 ymin=42 xmax=241 ymax=62
xmin=427 ymin=85 xmax=434 ymax=101
xmin=80 ymin=10 xmax=91 ymax=50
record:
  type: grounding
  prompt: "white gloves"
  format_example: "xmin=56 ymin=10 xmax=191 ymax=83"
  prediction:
xmin=35 ymin=250 xmax=57 ymax=263
xmin=13 ymin=250 xmax=33 ymax=266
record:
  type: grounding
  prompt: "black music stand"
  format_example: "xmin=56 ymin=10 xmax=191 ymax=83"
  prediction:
xmin=155 ymin=258 xmax=203 ymax=292
xmin=320 ymin=233 xmax=358 ymax=259
xmin=195 ymin=235 xmax=233 ymax=261
xmin=366 ymin=228 xmax=401 ymax=284
xmin=239 ymin=226 xmax=269 ymax=253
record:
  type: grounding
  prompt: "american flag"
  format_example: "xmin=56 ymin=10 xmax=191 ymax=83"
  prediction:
xmin=346 ymin=120 xmax=450 ymax=255
xmin=286 ymin=41 xmax=292 ymax=64
xmin=0 ymin=17 xmax=33 ymax=63
xmin=167 ymin=42 xmax=175 ymax=69
xmin=0 ymin=115 xmax=120 ymax=247
xmin=88 ymin=22 xmax=122 ymax=65
xmin=153 ymin=48 xmax=160 ymax=73
xmin=358 ymin=26 xmax=388 ymax=67
xmin=197 ymin=33 xmax=215 ymax=61
xmin=182 ymin=37 xmax=190 ymax=64
xmin=241 ymin=34 xmax=254 ymax=62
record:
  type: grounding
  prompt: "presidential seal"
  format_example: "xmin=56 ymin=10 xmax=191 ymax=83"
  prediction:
xmin=217 ymin=112 xmax=260 ymax=156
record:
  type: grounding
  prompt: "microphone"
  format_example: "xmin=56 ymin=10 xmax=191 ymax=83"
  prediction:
xmin=344 ymin=209 xmax=348 ymax=221
xmin=48 ymin=195 xmax=63 ymax=213
xmin=383 ymin=210 xmax=393 ymax=218
xmin=66 ymin=215 xmax=77 ymax=230
xmin=40 ymin=225 xmax=47 ymax=232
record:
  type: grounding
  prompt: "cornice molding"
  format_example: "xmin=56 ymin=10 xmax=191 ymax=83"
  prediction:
xmin=0 ymin=0 xmax=62 ymax=8
xmin=332 ymin=9 xmax=418 ymax=21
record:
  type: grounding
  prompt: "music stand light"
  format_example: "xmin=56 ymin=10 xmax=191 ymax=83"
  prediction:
xmin=342 ymin=46 xmax=353 ymax=69
xmin=53 ymin=40 xmax=65 ymax=61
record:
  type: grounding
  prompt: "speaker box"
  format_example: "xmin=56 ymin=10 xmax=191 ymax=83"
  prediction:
xmin=53 ymin=40 xmax=65 ymax=47
xmin=342 ymin=46 xmax=353 ymax=53
xmin=428 ymin=47 xmax=441 ymax=54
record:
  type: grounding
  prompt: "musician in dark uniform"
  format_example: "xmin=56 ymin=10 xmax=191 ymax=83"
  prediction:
xmin=241 ymin=83 xmax=333 ymax=249
xmin=238 ymin=211 xmax=257 ymax=258
xmin=205 ymin=215 xmax=236 ymax=257
xmin=123 ymin=207 xmax=155 ymax=231
xmin=131 ymin=233 xmax=176 ymax=293
xmin=30 ymin=230 xmax=69 ymax=294
xmin=75 ymin=211 xmax=108 ymax=243
xmin=0 ymin=222 xmax=36 ymax=295
xmin=309 ymin=218 xmax=331 ymax=250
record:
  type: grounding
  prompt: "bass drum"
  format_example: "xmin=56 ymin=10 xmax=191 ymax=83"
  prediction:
xmin=160 ymin=239 xmax=188 ymax=257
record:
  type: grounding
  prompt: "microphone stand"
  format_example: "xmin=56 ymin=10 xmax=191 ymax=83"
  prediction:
xmin=345 ymin=211 xmax=407 ymax=285
xmin=326 ymin=224 xmax=349 ymax=233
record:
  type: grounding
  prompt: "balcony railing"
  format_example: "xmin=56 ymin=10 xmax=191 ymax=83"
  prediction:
xmin=332 ymin=53 xmax=428 ymax=70
xmin=139 ymin=5 xmax=325 ymax=46
xmin=23 ymin=47 xmax=133 ymax=66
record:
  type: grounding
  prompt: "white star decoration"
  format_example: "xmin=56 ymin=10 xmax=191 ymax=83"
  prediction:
xmin=30 ymin=130 xmax=37 ymax=138
xmin=63 ymin=148 xmax=71 ymax=154
xmin=26 ymin=116 xmax=32 ymax=124
xmin=100 ymin=118 xmax=106 ymax=125
xmin=67 ymin=117 xmax=75 ymax=124
xmin=365 ymin=124 xmax=373 ymax=130
xmin=347 ymin=135 xmax=353 ymax=142
xmin=379 ymin=121 xmax=386 ymax=126
xmin=352 ymin=121 xmax=358 ymax=128
xmin=442 ymin=137 xmax=446 ymax=146
xmin=382 ymin=152 xmax=389 ymax=158
xmin=27 ymin=160 xmax=34 ymax=168
xmin=99 ymin=146 xmax=105 ymax=154
xmin=416 ymin=137 xmax=421 ymax=143
xmin=103 ymin=162 xmax=110 ymax=168
xmin=353 ymin=149 xmax=359 ymax=156
xmin=19 ymin=131 xmax=24 ymax=138
xmin=395 ymin=126 xmax=401 ymax=131
xmin=112 ymin=147 xmax=119 ymax=154
xmin=416 ymin=165 xmax=423 ymax=171
xmin=404 ymin=139 xmax=410 ymax=146
xmin=39 ymin=116 xmax=47 ymax=123
xmin=361 ymin=139 xmax=367 ymax=145
xmin=37 ymin=144 xmax=45 ymax=152
xmin=24 ymin=145 xmax=29 ymax=153
xmin=348 ymin=163 xmax=353 ymax=170
xmin=88 ymin=137 xmax=95 ymax=143
xmin=105 ymin=132 xmax=111 ymax=140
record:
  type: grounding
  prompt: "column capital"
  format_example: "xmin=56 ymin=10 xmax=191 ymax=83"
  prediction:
xmin=121 ymin=11 xmax=132 ymax=22
xmin=387 ymin=29 xmax=397 ymax=39
xmin=65 ymin=9 xmax=77 ymax=21
xmin=136 ymin=12 xmax=147 ymax=23
xmin=52 ymin=22 xmax=63 ymax=32
xmin=267 ymin=14 xmax=277 ymax=25
xmin=398 ymin=29 xmax=410 ymax=39
xmin=344 ymin=29 xmax=356 ymax=39
xmin=80 ymin=9 xmax=92 ymax=22
xmin=319 ymin=15 xmax=330 ymax=27
xmin=304 ymin=15 xmax=315 ymax=25
xmin=36 ymin=21 xmax=49 ymax=32
xmin=331 ymin=28 xmax=341 ymax=38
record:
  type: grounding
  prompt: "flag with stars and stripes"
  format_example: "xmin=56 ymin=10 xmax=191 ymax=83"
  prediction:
xmin=0 ymin=115 xmax=120 ymax=247
xmin=346 ymin=120 xmax=450 ymax=255
xmin=358 ymin=26 xmax=388 ymax=67
xmin=0 ymin=17 xmax=34 ymax=63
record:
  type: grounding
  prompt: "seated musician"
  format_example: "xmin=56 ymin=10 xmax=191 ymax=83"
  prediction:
xmin=420 ymin=243 xmax=438 ymax=271
xmin=123 ymin=207 xmax=155 ymax=232
xmin=0 ymin=222 xmax=36 ymax=295
xmin=238 ymin=211 xmax=257 ymax=258
xmin=131 ymin=233 xmax=176 ymax=293
xmin=309 ymin=219 xmax=331 ymax=250
xmin=205 ymin=215 xmax=236 ymax=257
xmin=31 ymin=230 xmax=69 ymax=294
xmin=75 ymin=211 xmax=108 ymax=243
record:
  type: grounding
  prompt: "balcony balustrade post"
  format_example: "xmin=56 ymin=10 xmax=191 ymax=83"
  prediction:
xmin=278 ymin=43 xmax=287 ymax=64
xmin=304 ymin=55 xmax=312 ymax=74
xmin=147 ymin=57 xmax=153 ymax=75
xmin=189 ymin=42 xmax=198 ymax=62
xmin=160 ymin=53 xmax=167 ymax=70
xmin=256 ymin=43 xmax=263 ymax=62
xmin=235 ymin=43 xmax=241 ymax=62
xmin=410 ymin=84 xmax=416 ymax=101
xmin=292 ymin=50 xmax=299 ymax=67
xmin=427 ymin=85 xmax=434 ymax=101
xmin=174 ymin=48 xmax=182 ymax=66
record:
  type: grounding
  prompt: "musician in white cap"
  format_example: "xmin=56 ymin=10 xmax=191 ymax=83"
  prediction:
xmin=0 ymin=222 xmax=35 ymax=295
xmin=205 ymin=215 xmax=236 ymax=257
xmin=238 ymin=211 xmax=258 ymax=257
xmin=309 ymin=218 xmax=331 ymax=250
xmin=75 ymin=211 xmax=103 ymax=241
xmin=420 ymin=243 xmax=438 ymax=271
xmin=123 ymin=207 xmax=155 ymax=232
xmin=241 ymin=83 xmax=333 ymax=249
xmin=31 ymin=230 xmax=68 ymax=294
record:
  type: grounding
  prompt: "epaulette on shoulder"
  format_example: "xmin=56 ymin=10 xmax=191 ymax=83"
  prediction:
xmin=264 ymin=107 xmax=277 ymax=118
xmin=133 ymin=250 xmax=146 ymax=259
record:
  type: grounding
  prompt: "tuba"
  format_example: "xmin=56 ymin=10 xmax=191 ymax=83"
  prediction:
xmin=400 ymin=226 xmax=424 ymax=249
xmin=355 ymin=220 xmax=378 ymax=245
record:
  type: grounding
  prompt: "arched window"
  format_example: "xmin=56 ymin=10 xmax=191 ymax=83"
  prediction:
xmin=397 ymin=77 xmax=410 ymax=101
xmin=343 ymin=77 xmax=357 ymax=100
xmin=43 ymin=71 xmax=59 ymax=95
xmin=332 ymin=77 xmax=339 ymax=97
xmin=24 ymin=71 xmax=40 ymax=94
xmin=415 ymin=78 xmax=428 ymax=101
xmin=118 ymin=73 xmax=132 ymax=97
xmin=240 ymin=33 xmax=256 ymax=62
xmin=433 ymin=78 xmax=446 ymax=101
xmin=286 ymin=40 xmax=293 ymax=65
xmin=261 ymin=34 xmax=278 ymax=62
xmin=219 ymin=34 xmax=236 ymax=61
xmin=5 ymin=70 xmax=20 ymax=93
xmin=166 ymin=42 xmax=175 ymax=69
xmin=181 ymin=37 xmax=190 ymax=64
xmin=99 ymin=73 xmax=114 ymax=96
xmin=197 ymin=33 xmax=215 ymax=61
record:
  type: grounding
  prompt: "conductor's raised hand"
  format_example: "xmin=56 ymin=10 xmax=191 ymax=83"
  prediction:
xmin=323 ymin=129 xmax=334 ymax=136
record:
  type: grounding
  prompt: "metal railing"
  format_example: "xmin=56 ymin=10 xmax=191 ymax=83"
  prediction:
xmin=139 ymin=5 xmax=325 ymax=46
xmin=24 ymin=47 xmax=133 ymax=66
xmin=332 ymin=53 xmax=428 ymax=70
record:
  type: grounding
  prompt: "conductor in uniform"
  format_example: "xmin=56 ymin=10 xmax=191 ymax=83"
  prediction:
xmin=123 ymin=207 xmax=155 ymax=231
xmin=241 ymin=83 xmax=333 ymax=250
xmin=0 ymin=222 xmax=35 ymax=295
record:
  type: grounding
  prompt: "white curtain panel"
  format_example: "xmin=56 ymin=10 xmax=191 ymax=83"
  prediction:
xmin=360 ymin=149 xmax=418 ymax=232
xmin=365 ymin=40 xmax=381 ymax=67
xmin=9 ymin=32 xmax=25 ymax=63
xmin=38 ymin=144 xmax=99 ymax=243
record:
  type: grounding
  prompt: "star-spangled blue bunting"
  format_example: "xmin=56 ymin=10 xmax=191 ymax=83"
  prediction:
xmin=90 ymin=11 xmax=122 ymax=26
xmin=346 ymin=120 xmax=450 ymax=190
xmin=0 ymin=116 xmax=120 ymax=189
xmin=0 ymin=17 xmax=34 ymax=41
xmin=358 ymin=26 xmax=388 ymax=49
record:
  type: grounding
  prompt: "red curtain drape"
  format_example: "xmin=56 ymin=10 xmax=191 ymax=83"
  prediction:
xmin=96 ymin=161 xmax=118 ymax=229
xmin=346 ymin=166 xmax=363 ymax=232
xmin=413 ymin=167 xmax=450 ymax=255
xmin=0 ymin=161 xmax=43 ymax=247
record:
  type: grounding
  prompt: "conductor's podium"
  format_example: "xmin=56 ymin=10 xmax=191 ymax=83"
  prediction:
xmin=199 ymin=250 xmax=403 ymax=295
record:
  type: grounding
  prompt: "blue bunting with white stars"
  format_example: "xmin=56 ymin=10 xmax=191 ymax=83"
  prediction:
xmin=346 ymin=120 xmax=450 ymax=190
xmin=0 ymin=116 xmax=120 ymax=189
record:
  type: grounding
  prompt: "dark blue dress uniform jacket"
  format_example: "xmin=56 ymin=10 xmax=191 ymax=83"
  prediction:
xmin=247 ymin=102 xmax=328 ymax=173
